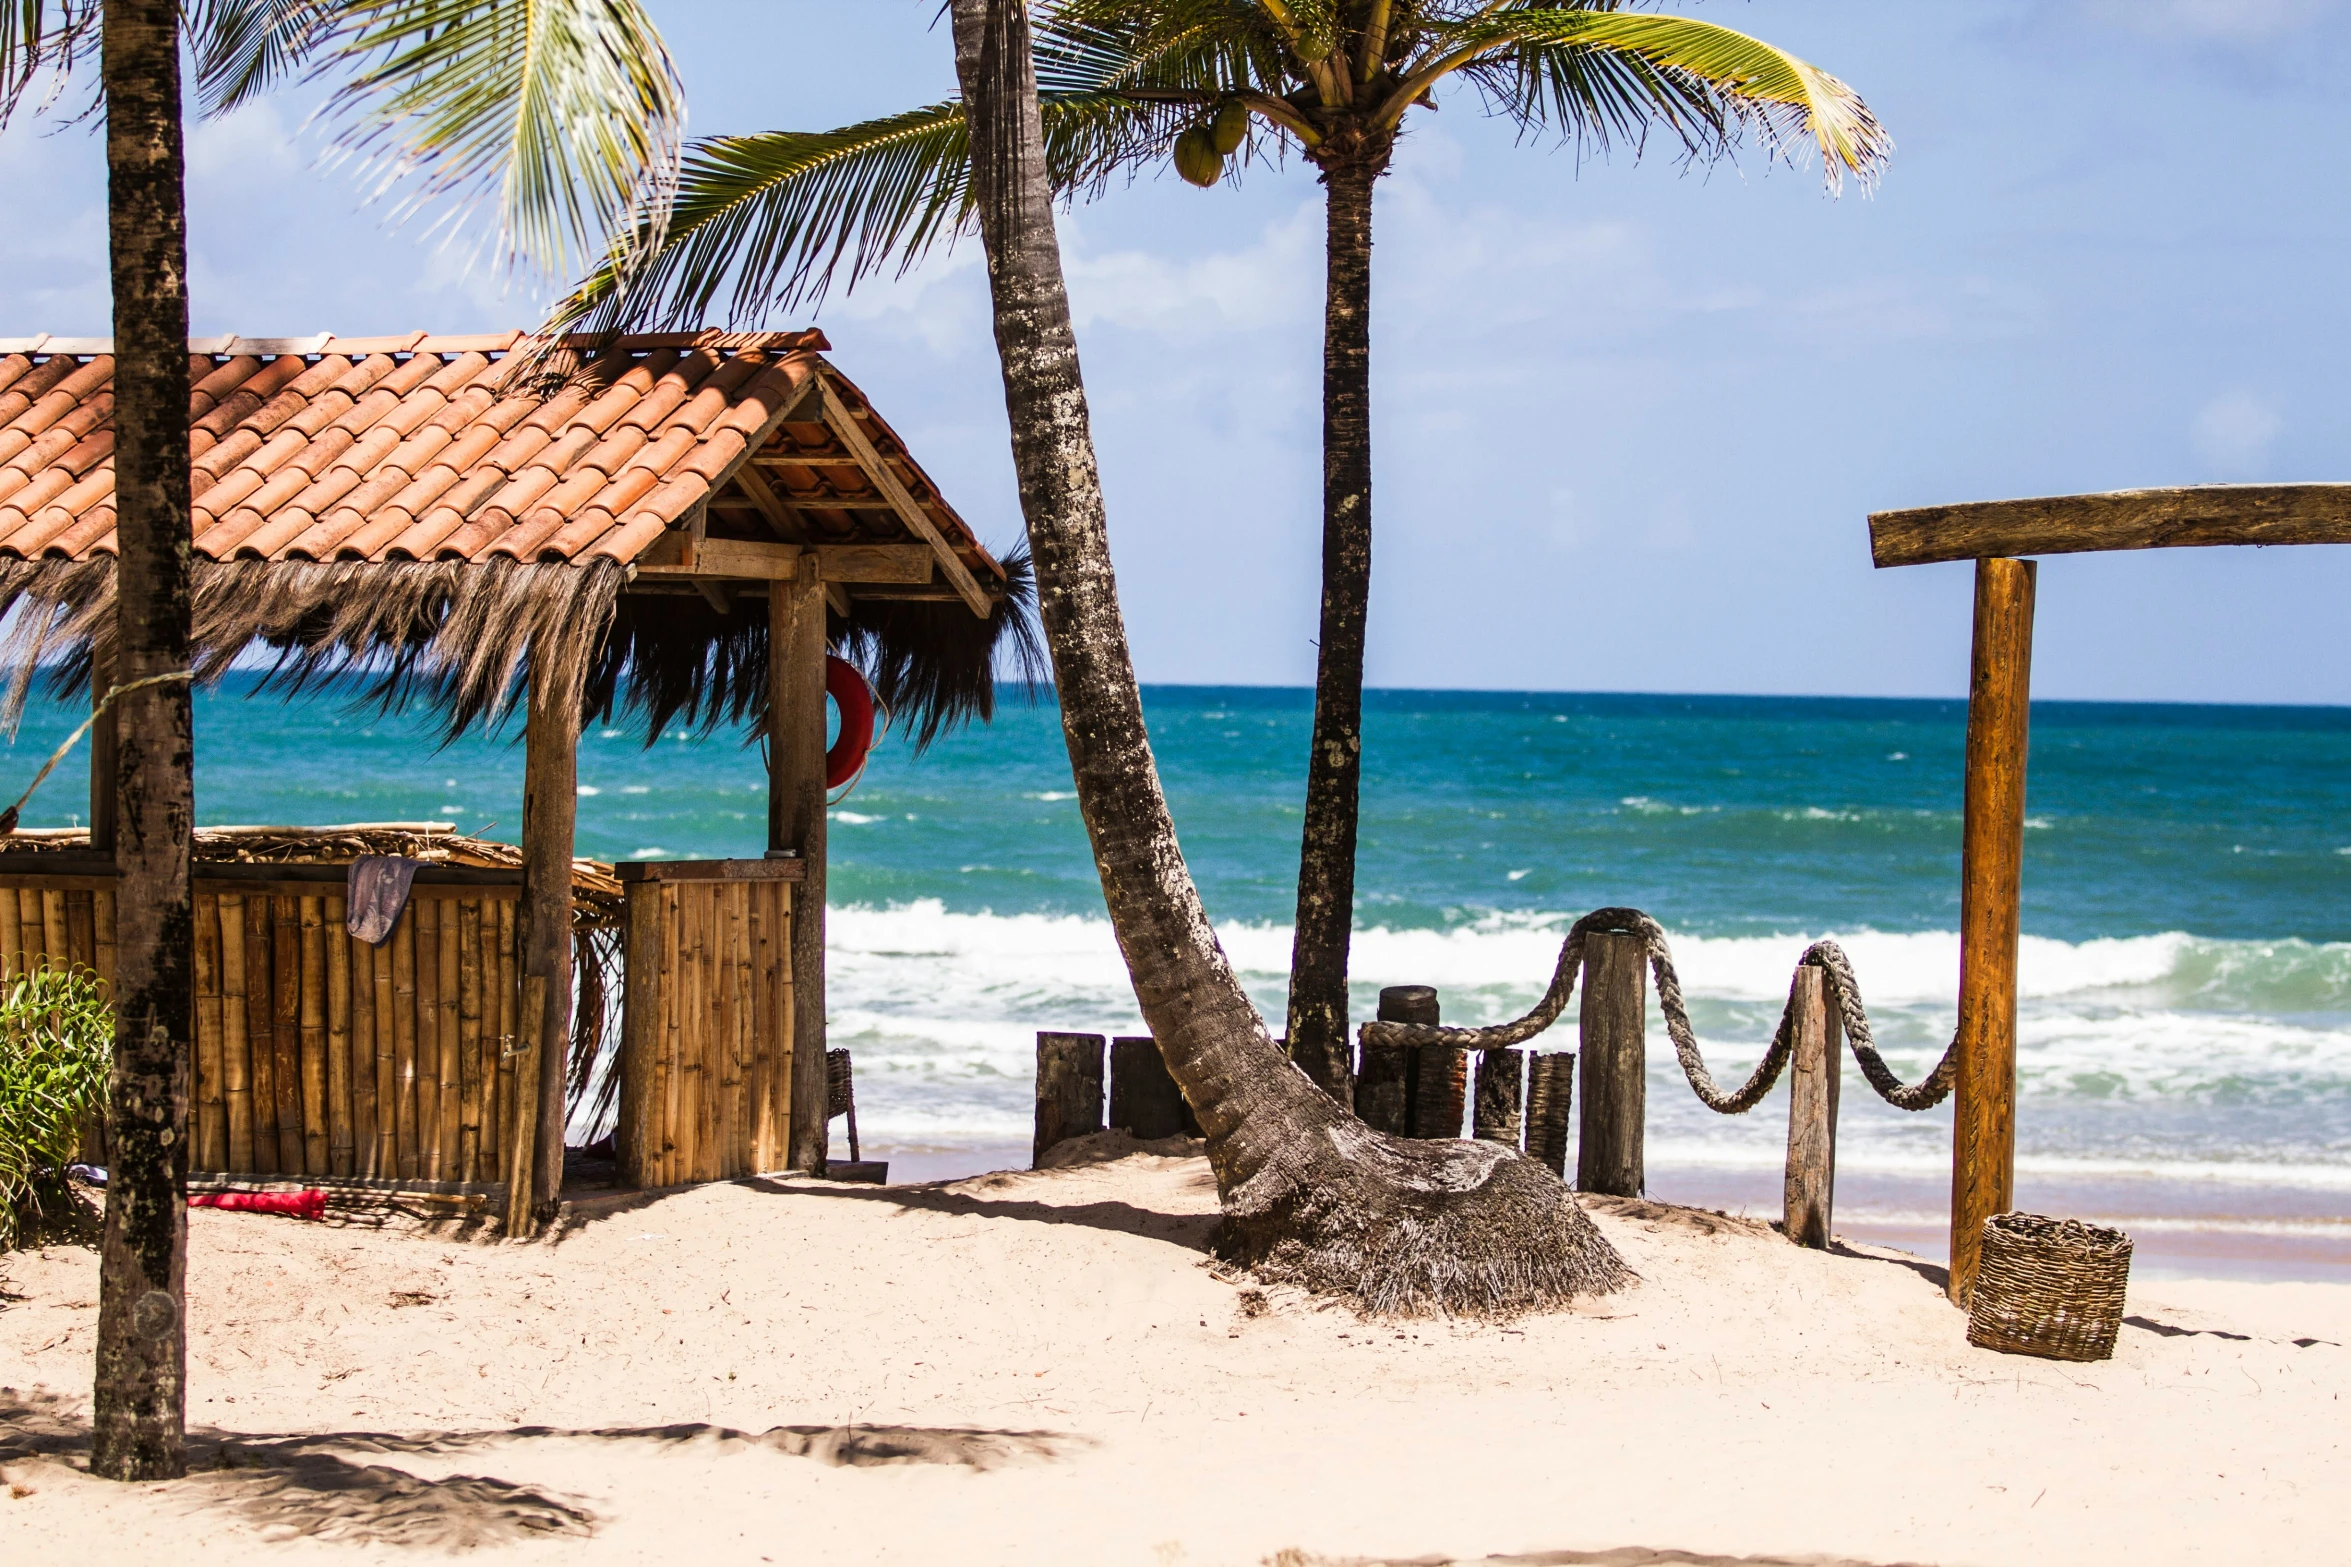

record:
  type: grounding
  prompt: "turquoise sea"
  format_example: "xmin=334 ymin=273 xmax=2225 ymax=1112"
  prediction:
xmin=10 ymin=679 xmax=2351 ymax=1279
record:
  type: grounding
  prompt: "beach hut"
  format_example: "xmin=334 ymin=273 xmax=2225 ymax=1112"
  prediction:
xmin=0 ymin=329 xmax=1031 ymax=1231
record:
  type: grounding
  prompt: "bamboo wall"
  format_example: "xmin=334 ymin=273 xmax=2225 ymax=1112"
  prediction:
xmin=619 ymin=869 xmax=795 ymax=1188
xmin=3 ymin=877 xmax=520 ymax=1184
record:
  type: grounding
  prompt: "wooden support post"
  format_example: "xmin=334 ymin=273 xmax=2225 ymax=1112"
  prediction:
xmin=1355 ymin=984 xmax=1427 ymax=1134
xmin=1473 ymin=1047 xmax=1524 ymax=1146
xmin=1410 ymin=1043 xmax=1467 ymax=1139
xmin=1782 ymin=965 xmax=1842 ymax=1249
xmin=1951 ymin=556 xmax=2035 ymax=1305
xmin=89 ymin=653 xmax=116 ymax=851
xmin=515 ymin=645 xmax=583 ymax=1232
xmin=1526 ymin=1051 xmax=1574 ymax=1177
xmin=1108 ymin=1035 xmax=1193 ymax=1140
xmin=1034 ymin=1031 xmax=1105 ymax=1166
xmin=771 ymin=562 xmax=830 ymax=1174
xmin=1577 ymin=928 xmax=1646 ymax=1197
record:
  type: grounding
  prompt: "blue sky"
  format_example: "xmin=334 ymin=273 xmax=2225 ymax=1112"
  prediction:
xmin=5 ymin=1 xmax=2349 ymax=703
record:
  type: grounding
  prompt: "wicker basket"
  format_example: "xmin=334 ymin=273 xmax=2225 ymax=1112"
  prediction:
xmin=1967 ymin=1212 xmax=2133 ymax=1362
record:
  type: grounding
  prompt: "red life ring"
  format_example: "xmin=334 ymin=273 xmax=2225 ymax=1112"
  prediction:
xmin=825 ymin=655 xmax=877 ymax=789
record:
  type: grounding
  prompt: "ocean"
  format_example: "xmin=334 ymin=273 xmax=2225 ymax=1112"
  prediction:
xmin=11 ymin=678 xmax=2350 ymax=1280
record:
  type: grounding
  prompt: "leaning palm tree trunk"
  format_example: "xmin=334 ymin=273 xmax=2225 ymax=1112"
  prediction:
xmin=952 ymin=0 xmax=1626 ymax=1315
xmin=1286 ymin=152 xmax=1383 ymax=1104
xmin=91 ymin=0 xmax=196 ymax=1481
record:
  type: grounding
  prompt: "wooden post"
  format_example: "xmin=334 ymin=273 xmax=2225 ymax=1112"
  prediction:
xmin=1577 ymin=928 xmax=1646 ymax=1197
xmin=516 ymin=644 xmax=583 ymax=1231
xmin=1410 ymin=1044 xmax=1467 ymax=1139
xmin=1473 ymin=1047 xmax=1524 ymax=1146
xmin=1950 ymin=556 xmax=2035 ymax=1305
xmin=1355 ymin=984 xmax=1427 ymax=1134
xmin=1526 ymin=1051 xmax=1574 ymax=1177
xmin=1108 ymin=1035 xmax=1191 ymax=1140
xmin=89 ymin=653 xmax=116 ymax=852
xmin=1033 ymin=1031 xmax=1105 ymax=1166
xmin=770 ymin=564 xmax=830 ymax=1174
xmin=1782 ymin=965 xmax=1842 ymax=1249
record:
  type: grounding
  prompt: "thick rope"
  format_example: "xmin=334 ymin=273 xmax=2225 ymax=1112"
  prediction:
xmin=1355 ymin=907 xmax=1958 ymax=1115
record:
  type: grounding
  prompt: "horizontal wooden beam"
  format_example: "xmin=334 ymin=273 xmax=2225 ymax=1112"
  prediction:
xmin=631 ymin=535 xmax=934 ymax=586
xmin=617 ymin=856 xmax=807 ymax=884
xmin=1870 ymin=483 xmax=2351 ymax=568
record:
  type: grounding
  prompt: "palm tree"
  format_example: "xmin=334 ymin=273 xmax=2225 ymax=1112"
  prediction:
xmin=555 ymin=1 xmax=1888 ymax=1103
xmin=951 ymin=0 xmax=1633 ymax=1313
xmin=1 ymin=0 xmax=680 ymax=1479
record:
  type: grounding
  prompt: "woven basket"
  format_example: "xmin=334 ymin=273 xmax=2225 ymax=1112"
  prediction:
xmin=1967 ymin=1212 xmax=2133 ymax=1362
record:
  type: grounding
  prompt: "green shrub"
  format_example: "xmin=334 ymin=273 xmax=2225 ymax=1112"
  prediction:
xmin=0 ymin=962 xmax=113 ymax=1250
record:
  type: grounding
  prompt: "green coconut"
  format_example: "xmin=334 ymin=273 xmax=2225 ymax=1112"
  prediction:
xmin=1211 ymin=99 xmax=1250 ymax=156
xmin=1174 ymin=126 xmax=1223 ymax=187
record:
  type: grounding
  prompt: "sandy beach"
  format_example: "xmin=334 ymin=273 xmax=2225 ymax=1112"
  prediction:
xmin=2 ymin=1137 xmax=2343 ymax=1565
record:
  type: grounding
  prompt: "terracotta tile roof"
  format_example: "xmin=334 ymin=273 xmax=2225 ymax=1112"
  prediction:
xmin=0 ymin=330 xmax=1003 ymax=603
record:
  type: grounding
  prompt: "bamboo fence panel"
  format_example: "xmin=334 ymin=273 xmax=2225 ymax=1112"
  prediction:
xmin=1 ymin=876 xmax=522 ymax=1183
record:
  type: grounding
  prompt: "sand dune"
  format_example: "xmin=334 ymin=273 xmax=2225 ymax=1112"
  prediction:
xmin=2 ymin=1139 xmax=2345 ymax=1565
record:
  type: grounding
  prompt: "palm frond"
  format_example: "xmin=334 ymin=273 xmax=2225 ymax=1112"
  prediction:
xmin=1409 ymin=8 xmax=1890 ymax=191
xmin=302 ymin=0 xmax=686 ymax=281
xmin=555 ymin=89 xmax=1183 ymax=335
xmin=186 ymin=0 xmax=335 ymax=117
xmin=0 ymin=0 xmax=96 ymax=127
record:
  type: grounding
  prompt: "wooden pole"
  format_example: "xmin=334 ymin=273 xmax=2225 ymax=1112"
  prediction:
xmin=1950 ymin=556 xmax=2035 ymax=1305
xmin=1525 ymin=1051 xmax=1574 ymax=1177
xmin=770 ymin=564 xmax=830 ymax=1173
xmin=1355 ymin=984 xmax=1427 ymax=1135
xmin=518 ymin=644 xmax=583 ymax=1230
xmin=1472 ymin=1047 xmax=1524 ymax=1146
xmin=1033 ymin=1031 xmax=1105 ymax=1166
xmin=1782 ymin=965 xmax=1842 ymax=1249
xmin=1108 ymin=1035 xmax=1189 ymax=1139
xmin=1577 ymin=928 xmax=1646 ymax=1197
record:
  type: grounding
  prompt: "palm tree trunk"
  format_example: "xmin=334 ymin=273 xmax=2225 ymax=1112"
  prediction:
xmin=950 ymin=0 xmax=1627 ymax=1317
xmin=1285 ymin=157 xmax=1379 ymax=1105
xmin=91 ymin=0 xmax=195 ymax=1482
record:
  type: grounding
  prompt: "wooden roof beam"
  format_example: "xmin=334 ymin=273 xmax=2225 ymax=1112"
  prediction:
xmin=816 ymin=377 xmax=991 ymax=617
xmin=1870 ymin=483 xmax=2351 ymax=568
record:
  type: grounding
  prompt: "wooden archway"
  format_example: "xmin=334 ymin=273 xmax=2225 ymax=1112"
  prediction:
xmin=1867 ymin=482 xmax=2351 ymax=1303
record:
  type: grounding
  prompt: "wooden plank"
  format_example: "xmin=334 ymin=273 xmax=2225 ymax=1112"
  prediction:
xmin=326 ymin=897 xmax=354 ymax=1177
xmin=1033 ymin=1033 xmax=1106 ymax=1167
xmin=193 ymin=892 xmax=225 ymax=1172
xmin=437 ymin=890 xmax=463 ymax=1178
xmin=351 ymin=926 xmax=380 ymax=1177
xmin=241 ymin=895 xmax=279 ymax=1173
xmin=615 ymin=857 xmax=807 ymax=884
xmin=619 ymin=883 xmax=659 ymax=1186
xmin=458 ymin=898 xmax=484 ymax=1183
xmin=272 ymin=896 xmax=304 ymax=1172
xmin=64 ymin=888 xmax=93 ymax=969
xmin=743 ymin=880 xmax=772 ymax=1171
xmin=0 ymin=879 xmax=21 ymax=978
xmin=391 ymin=907 xmax=419 ymax=1180
xmin=40 ymin=889 xmax=67 ymax=971
xmin=720 ymin=883 xmax=747 ymax=1175
xmin=299 ymin=896 xmax=329 ymax=1174
xmin=1783 ymin=965 xmax=1842 ymax=1250
xmin=1577 ymin=928 xmax=1647 ymax=1198
xmin=817 ymin=543 xmax=934 ymax=585
xmin=817 ymin=378 xmax=991 ymax=617
xmin=692 ymin=884 xmax=718 ymax=1181
xmin=494 ymin=899 xmax=516 ymax=1176
xmin=15 ymin=888 xmax=39 ymax=967
xmin=93 ymin=888 xmax=114 ymax=989
xmin=413 ymin=895 xmax=441 ymax=1179
xmin=659 ymin=884 xmax=683 ymax=1186
xmin=219 ymin=895 xmax=253 ymax=1173
xmin=1869 ymin=482 xmax=2351 ymax=569
xmin=504 ymin=972 xmax=545 ymax=1235
xmin=773 ymin=566 xmax=830 ymax=1172
xmin=1951 ymin=557 xmax=2035 ymax=1307
xmin=772 ymin=883 xmax=794 ymax=1171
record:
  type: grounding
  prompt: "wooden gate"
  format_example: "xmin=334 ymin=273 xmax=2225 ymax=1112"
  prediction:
xmin=617 ymin=860 xmax=799 ymax=1188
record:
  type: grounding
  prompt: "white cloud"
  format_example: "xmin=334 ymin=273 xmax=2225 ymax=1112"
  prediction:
xmin=2190 ymin=390 xmax=2283 ymax=475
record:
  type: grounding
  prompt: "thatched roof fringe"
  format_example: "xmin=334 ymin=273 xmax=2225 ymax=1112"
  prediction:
xmin=0 ymin=548 xmax=1040 ymax=750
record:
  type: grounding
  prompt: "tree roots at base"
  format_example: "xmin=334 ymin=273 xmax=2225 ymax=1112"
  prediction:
xmin=1217 ymin=1120 xmax=1634 ymax=1319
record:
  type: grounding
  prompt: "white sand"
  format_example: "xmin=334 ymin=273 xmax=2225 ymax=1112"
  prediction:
xmin=2 ymin=1138 xmax=2345 ymax=1565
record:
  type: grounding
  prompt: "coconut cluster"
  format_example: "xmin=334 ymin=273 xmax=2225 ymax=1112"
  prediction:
xmin=1174 ymin=100 xmax=1251 ymax=187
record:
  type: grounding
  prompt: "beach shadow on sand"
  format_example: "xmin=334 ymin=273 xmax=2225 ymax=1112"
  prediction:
xmin=0 ymin=1386 xmax=1077 ymax=1549
xmin=750 ymin=1174 xmax=1223 ymax=1251
xmin=1276 ymin=1549 xmax=1940 ymax=1567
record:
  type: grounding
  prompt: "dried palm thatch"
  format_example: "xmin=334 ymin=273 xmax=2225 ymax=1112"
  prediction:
xmin=0 ymin=544 xmax=1039 ymax=748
